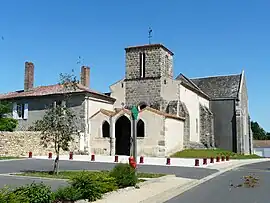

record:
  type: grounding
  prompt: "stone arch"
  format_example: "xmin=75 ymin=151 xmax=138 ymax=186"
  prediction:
xmin=115 ymin=115 xmax=131 ymax=155
xmin=138 ymin=101 xmax=148 ymax=111
xmin=137 ymin=119 xmax=145 ymax=138
xmin=102 ymin=121 xmax=110 ymax=138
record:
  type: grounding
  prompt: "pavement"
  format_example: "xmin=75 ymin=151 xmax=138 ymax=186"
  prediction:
xmin=90 ymin=158 xmax=270 ymax=203
xmin=0 ymin=158 xmax=269 ymax=202
xmin=0 ymin=158 xmax=218 ymax=190
xmin=165 ymin=160 xmax=270 ymax=203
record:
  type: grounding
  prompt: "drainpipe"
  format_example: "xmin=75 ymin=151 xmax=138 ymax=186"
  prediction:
xmin=84 ymin=96 xmax=90 ymax=154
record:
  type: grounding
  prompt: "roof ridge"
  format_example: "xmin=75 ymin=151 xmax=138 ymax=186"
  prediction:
xmin=190 ymin=73 xmax=241 ymax=80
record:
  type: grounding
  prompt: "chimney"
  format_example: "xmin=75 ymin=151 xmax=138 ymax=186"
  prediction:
xmin=24 ymin=62 xmax=34 ymax=91
xmin=80 ymin=66 xmax=90 ymax=88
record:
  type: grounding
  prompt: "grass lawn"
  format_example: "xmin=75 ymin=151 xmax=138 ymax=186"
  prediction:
xmin=171 ymin=149 xmax=261 ymax=159
xmin=16 ymin=170 xmax=166 ymax=180
xmin=0 ymin=156 xmax=21 ymax=160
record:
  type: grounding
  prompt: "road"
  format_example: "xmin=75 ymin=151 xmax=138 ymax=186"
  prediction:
xmin=166 ymin=161 xmax=270 ymax=203
xmin=0 ymin=158 xmax=218 ymax=190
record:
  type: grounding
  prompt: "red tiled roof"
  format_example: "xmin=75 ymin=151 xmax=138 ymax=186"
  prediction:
xmin=0 ymin=83 xmax=115 ymax=102
xmin=253 ymin=140 xmax=270 ymax=148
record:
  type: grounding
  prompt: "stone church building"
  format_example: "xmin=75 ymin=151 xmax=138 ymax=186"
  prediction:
xmin=0 ymin=43 xmax=253 ymax=157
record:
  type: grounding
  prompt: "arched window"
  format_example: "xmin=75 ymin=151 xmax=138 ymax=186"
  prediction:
xmin=137 ymin=119 xmax=145 ymax=138
xmin=102 ymin=121 xmax=110 ymax=138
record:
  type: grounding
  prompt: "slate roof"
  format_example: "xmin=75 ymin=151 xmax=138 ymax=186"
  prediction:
xmin=175 ymin=74 xmax=209 ymax=99
xmin=0 ymin=84 xmax=115 ymax=102
xmin=189 ymin=74 xmax=242 ymax=99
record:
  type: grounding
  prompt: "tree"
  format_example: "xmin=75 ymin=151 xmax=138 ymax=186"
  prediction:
xmin=0 ymin=101 xmax=17 ymax=131
xmin=31 ymin=71 xmax=79 ymax=174
xmin=251 ymin=121 xmax=269 ymax=140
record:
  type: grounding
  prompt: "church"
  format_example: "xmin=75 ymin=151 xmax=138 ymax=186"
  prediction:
xmin=0 ymin=43 xmax=253 ymax=157
xmin=90 ymin=43 xmax=253 ymax=156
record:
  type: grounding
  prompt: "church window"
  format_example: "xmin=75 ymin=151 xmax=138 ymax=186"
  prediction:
xmin=139 ymin=53 xmax=146 ymax=78
xmin=137 ymin=119 xmax=145 ymax=137
xmin=102 ymin=121 xmax=110 ymax=138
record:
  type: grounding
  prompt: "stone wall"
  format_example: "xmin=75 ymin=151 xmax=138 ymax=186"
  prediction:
xmin=0 ymin=131 xmax=80 ymax=157
xmin=199 ymin=104 xmax=214 ymax=148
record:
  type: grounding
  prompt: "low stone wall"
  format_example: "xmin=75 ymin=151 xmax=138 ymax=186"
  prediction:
xmin=0 ymin=131 xmax=80 ymax=157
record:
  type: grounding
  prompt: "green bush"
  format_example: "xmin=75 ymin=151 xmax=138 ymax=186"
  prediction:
xmin=69 ymin=171 xmax=117 ymax=202
xmin=0 ymin=118 xmax=18 ymax=132
xmin=110 ymin=163 xmax=137 ymax=188
xmin=53 ymin=186 xmax=82 ymax=202
xmin=0 ymin=186 xmax=29 ymax=203
xmin=13 ymin=182 xmax=53 ymax=203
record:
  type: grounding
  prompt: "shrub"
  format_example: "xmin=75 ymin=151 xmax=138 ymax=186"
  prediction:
xmin=69 ymin=171 xmax=117 ymax=202
xmin=110 ymin=163 xmax=137 ymax=188
xmin=0 ymin=118 xmax=18 ymax=132
xmin=0 ymin=186 xmax=29 ymax=203
xmin=53 ymin=186 xmax=82 ymax=202
xmin=13 ymin=182 xmax=53 ymax=203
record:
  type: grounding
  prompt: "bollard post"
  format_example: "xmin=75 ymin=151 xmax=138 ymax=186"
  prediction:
xmin=221 ymin=156 xmax=225 ymax=161
xmin=139 ymin=156 xmax=144 ymax=164
xmin=48 ymin=152 xmax=52 ymax=159
xmin=210 ymin=157 xmax=214 ymax=163
xmin=203 ymin=158 xmax=207 ymax=165
xmin=195 ymin=159 xmax=199 ymax=166
xmin=28 ymin=152 xmax=32 ymax=158
xmin=69 ymin=152 xmax=73 ymax=160
xmin=91 ymin=154 xmax=95 ymax=161
xmin=114 ymin=155 xmax=118 ymax=163
xmin=166 ymin=157 xmax=171 ymax=165
xmin=216 ymin=156 xmax=220 ymax=162
xmin=226 ymin=155 xmax=230 ymax=161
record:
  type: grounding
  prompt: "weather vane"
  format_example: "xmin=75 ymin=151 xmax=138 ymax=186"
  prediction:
xmin=148 ymin=27 xmax=153 ymax=44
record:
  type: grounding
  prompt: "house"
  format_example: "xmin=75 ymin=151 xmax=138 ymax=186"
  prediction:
xmin=0 ymin=43 xmax=253 ymax=156
xmin=0 ymin=62 xmax=115 ymax=153
xmin=253 ymin=140 xmax=270 ymax=157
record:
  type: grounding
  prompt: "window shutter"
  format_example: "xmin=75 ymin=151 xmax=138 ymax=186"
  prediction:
xmin=12 ymin=103 xmax=18 ymax=119
xmin=23 ymin=103 xmax=28 ymax=119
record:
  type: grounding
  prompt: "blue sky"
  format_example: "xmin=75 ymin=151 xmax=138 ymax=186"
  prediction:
xmin=0 ymin=0 xmax=269 ymax=131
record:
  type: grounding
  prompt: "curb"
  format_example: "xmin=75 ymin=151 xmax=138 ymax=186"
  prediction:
xmin=141 ymin=159 xmax=270 ymax=203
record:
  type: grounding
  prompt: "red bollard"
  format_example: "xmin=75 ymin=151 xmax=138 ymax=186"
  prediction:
xmin=129 ymin=156 xmax=136 ymax=169
xmin=210 ymin=157 xmax=214 ymax=163
xmin=166 ymin=157 xmax=171 ymax=165
xmin=203 ymin=158 xmax=207 ymax=165
xmin=139 ymin=156 xmax=144 ymax=164
xmin=91 ymin=154 xmax=95 ymax=161
xmin=48 ymin=152 xmax=52 ymax=159
xmin=195 ymin=159 xmax=199 ymax=166
xmin=28 ymin=152 xmax=32 ymax=158
xmin=114 ymin=155 xmax=118 ymax=162
xmin=226 ymin=156 xmax=230 ymax=161
xmin=69 ymin=152 xmax=73 ymax=160
xmin=221 ymin=156 xmax=225 ymax=161
xmin=216 ymin=156 xmax=220 ymax=162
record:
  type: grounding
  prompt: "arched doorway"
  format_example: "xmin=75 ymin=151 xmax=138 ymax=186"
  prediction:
xmin=115 ymin=115 xmax=131 ymax=155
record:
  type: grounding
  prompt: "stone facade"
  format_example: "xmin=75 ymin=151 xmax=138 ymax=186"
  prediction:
xmin=125 ymin=44 xmax=174 ymax=111
xmin=199 ymin=104 xmax=214 ymax=148
xmin=0 ymin=131 xmax=80 ymax=157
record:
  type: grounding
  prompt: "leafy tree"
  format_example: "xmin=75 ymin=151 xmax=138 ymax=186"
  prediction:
xmin=251 ymin=121 xmax=269 ymax=140
xmin=0 ymin=101 xmax=17 ymax=131
xmin=31 ymin=71 xmax=79 ymax=174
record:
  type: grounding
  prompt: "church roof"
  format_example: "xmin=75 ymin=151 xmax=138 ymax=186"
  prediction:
xmin=125 ymin=44 xmax=174 ymax=56
xmin=90 ymin=106 xmax=185 ymax=121
xmin=175 ymin=73 xmax=210 ymax=99
xmin=189 ymin=74 xmax=242 ymax=99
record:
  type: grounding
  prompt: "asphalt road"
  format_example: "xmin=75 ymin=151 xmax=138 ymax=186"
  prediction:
xmin=165 ymin=161 xmax=270 ymax=203
xmin=0 ymin=158 xmax=218 ymax=190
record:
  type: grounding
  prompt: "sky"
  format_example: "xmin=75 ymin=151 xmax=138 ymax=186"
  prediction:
xmin=0 ymin=0 xmax=269 ymax=131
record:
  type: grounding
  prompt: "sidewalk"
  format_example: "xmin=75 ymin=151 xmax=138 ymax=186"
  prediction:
xmin=87 ymin=158 xmax=270 ymax=203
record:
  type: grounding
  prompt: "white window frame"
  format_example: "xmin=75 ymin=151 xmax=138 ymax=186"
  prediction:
xmin=13 ymin=102 xmax=28 ymax=120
